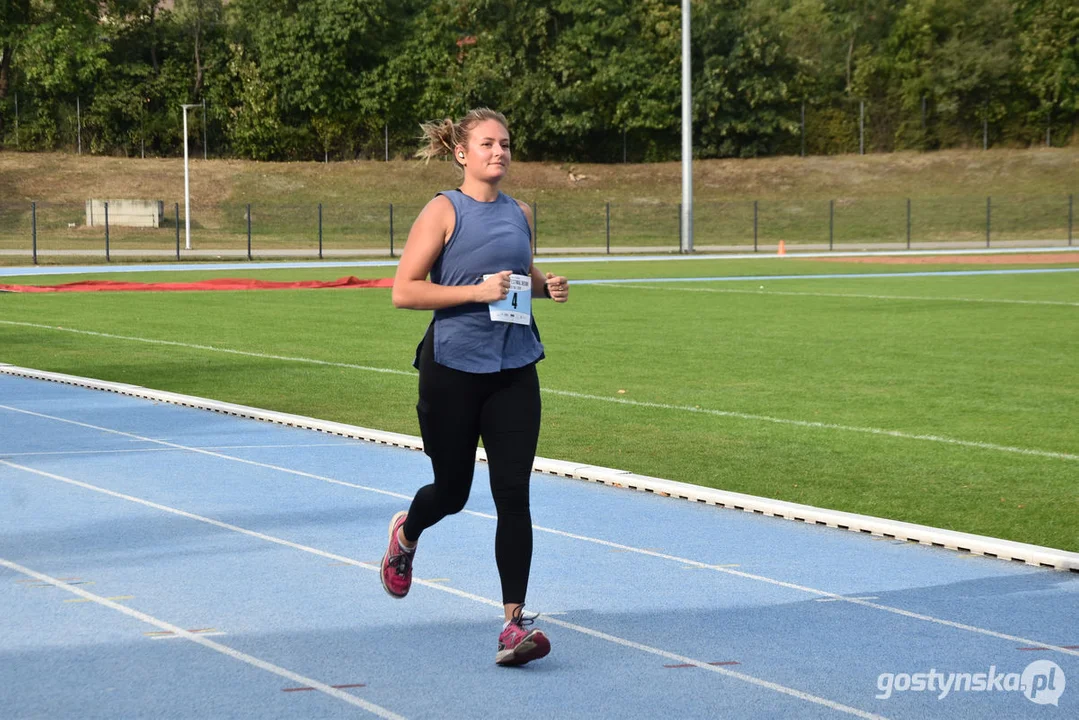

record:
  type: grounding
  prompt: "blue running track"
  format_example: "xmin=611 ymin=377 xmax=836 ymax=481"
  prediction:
xmin=1 ymin=372 xmax=1076 ymax=719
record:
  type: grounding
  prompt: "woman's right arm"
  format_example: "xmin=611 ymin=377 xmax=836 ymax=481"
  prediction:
xmin=392 ymin=196 xmax=510 ymax=310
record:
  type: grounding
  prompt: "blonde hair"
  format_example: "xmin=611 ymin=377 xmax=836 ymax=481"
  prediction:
xmin=416 ymin=108 xmax=509 ymax=167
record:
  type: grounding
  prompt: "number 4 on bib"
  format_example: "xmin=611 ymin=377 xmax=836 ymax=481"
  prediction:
xmin=484 ymin=273 xmax=532 ymax=325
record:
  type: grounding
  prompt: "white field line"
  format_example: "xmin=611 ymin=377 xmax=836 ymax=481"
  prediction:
xmin=0 ymin=320 xmax=1072 ymax=463
xmin=0 ymin=321 xmax=414 ymax=377
xmin=0 ymin=556 xmax=406 ymax=720
xmin=0 ymin=460 xmax=886 ymax=719
xmin=2 ymin=415 xmax=1077 ymax=659
xmin=545 ymin=389 xmax=1077 ymax=462
xmin=596 ymin=283 xmax=1079 ymax=307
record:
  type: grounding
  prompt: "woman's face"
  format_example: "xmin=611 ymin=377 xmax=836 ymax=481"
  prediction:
xmin=458 ymin=119 xmax=510 ymax=183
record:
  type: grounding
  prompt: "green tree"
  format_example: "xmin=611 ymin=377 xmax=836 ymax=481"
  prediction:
xmin=219 ymin=41 xmax=281 ymax=159
xmin=542 ymin=0 xmax=681 ymax=160
xmin=5 ymin=0 xmax=1074 ymax=160
xmin=226 ymin=0 xmax=403 ymax=159
xmin=9 ymin=0 xmax=108 ymax=148
xmin=0 ymin=0 xmax=32 ymax=124
xmin=81 ymin=2 xmax=165 ymax=155
xmin=1016 ymin=0 xmax=1079 ymax=145
xmin=404 ymin=0 xmax=561 ymax=157
xmin=756 ymin=0 xmax=844 ymax=98
xmin=857 ymin=0 xmax=1016 ymax=150
xmin=695 ymin=0 xmax=800 ymax=158
xmin=397 ymin=0 xmax=683 ymax=161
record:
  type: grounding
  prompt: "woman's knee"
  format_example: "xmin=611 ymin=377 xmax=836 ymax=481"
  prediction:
xmin=491 ymin=481 xmax=530 ymax=516
xmin=437 ymin=486 xmax=471 ymax=516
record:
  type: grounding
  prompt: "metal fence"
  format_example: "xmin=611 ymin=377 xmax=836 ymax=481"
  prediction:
xmin=0 ymin=195 xmax=1074 ymax=263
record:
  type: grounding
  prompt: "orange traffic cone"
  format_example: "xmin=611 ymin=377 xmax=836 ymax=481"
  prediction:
xmin=777 ymin=240 xmax=786 ymax=257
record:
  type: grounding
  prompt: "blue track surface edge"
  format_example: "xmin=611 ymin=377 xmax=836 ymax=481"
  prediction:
xmin=2 ymin=362 xmax=1076 ymax=573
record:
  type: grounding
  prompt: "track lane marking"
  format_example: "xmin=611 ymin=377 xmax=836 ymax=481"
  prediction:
xmin=1 ymin=459 xmax=889 ymax=718
xmin=4 ymin=444 xmax=1078 ymax=661
xmin=0 ymin=556 xmax=406 ymax=720
xmin=2 ymin=408 xmax=1079 ymax=656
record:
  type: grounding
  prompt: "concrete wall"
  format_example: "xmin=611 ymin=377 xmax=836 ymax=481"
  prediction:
xmin=86 ymin=200 xmax=165 ymax=228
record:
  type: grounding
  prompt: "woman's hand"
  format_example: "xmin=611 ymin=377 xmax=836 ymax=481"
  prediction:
xmin=474 ymin=270 xmax=512 ymax=303
xmin=544 ymin=272 xmax=569 ymax=303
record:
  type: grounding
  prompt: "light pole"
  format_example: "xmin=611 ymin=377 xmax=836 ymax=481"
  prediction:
xmin=680 ymin=0 xmax=693 ymax=253
xmin=181 ymin=103 xmax=200 ymax=251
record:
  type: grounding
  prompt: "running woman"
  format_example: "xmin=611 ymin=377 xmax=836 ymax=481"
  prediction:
xmin=383 ymin=108 xmax=569 ymax=666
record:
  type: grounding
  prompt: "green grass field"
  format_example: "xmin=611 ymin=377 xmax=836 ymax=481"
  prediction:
xmin=2 ymin=255 xmax=1077 ymax=553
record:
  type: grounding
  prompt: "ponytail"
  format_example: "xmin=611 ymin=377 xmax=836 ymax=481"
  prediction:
xmin=415 ymin=108 xmax=509 ymax=167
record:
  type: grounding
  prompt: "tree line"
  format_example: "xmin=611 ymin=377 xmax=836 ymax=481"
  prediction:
xmin=1 ymin=0 xmax=1075 ymax=162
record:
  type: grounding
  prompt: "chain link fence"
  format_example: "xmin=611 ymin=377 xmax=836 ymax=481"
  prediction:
xmin=0 ymin=195 xmax=1074 ymax=263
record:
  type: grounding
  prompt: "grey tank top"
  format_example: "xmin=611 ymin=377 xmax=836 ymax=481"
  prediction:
xmin=416 ymin=189 xmax=544 ymax=374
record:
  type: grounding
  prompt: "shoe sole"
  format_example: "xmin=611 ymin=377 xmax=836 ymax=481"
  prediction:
xmin=380 ymin=511 xmax=410 ymax=599
xmin=495 ymin=630 xmax=551 ymax=666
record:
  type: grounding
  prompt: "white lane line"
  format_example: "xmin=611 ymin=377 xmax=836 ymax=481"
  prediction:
xmin=64 ymin=594 xmax=134 ymax=603
xmin=595 ymin=282 xmax=1079 ymax=307
xmin=540 ymin=615 xmax=887 ymax=719
xmin=148 ymin=631 xmax=227 ymax=640
xmin=0 ymin=443 xmax=351 ymax=459
xmin=0 ymin=556 xmax=406 ymax=720
xmin=2 ymin=409 xmax=1078 ymax=658
xmin=0 ymin=460 xmax=490 ymax=613
xmin=516 ymin=520 xmax=1079 ymax=658
xmin=0 ymin=460 xmax=886 ymax=719
xmin=1 ymin=321 xmax=1071 ymax=462
xmin=816 ymin=596 xmax=879 ymax=603
xmin=0 ymin=405 xmax=413 ymax=503
xmin=1 ymin=448 xmax=184 ymax=458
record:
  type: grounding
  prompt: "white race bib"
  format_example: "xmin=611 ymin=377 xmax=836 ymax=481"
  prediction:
xmin=483 ymin=273 xmax=532 ymax=325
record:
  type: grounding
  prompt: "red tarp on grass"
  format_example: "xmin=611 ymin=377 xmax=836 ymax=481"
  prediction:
xmin=0 ymin=276 xmax=395 ymax=293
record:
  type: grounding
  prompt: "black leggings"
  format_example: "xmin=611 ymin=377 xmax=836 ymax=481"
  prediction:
xmin=402 ymin=328 xmax=541 ymax=605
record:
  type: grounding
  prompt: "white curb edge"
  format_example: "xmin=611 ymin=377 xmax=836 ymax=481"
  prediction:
xmin=3 ymin=363 xmax=1076 ymax=573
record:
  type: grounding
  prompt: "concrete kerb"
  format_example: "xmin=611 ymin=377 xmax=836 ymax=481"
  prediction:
xmin=3 ymin=363 xmax=1076 ymax=573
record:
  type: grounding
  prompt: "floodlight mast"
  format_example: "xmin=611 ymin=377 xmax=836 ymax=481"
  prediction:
xmin=681 ymin=0 xmax=693 ymax=253
xmin=181 ymin=103 xmax=201 ymax=251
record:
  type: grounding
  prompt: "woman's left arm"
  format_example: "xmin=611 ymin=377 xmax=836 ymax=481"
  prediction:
xmin=518 ymin=201 xmax=569 ymax=303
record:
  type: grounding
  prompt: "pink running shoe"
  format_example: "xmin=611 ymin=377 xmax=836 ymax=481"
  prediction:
xmin=495 ymin=605 xmax=550 ymax=666
xmin=380 ymin=511 xmax=413 ymax=598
